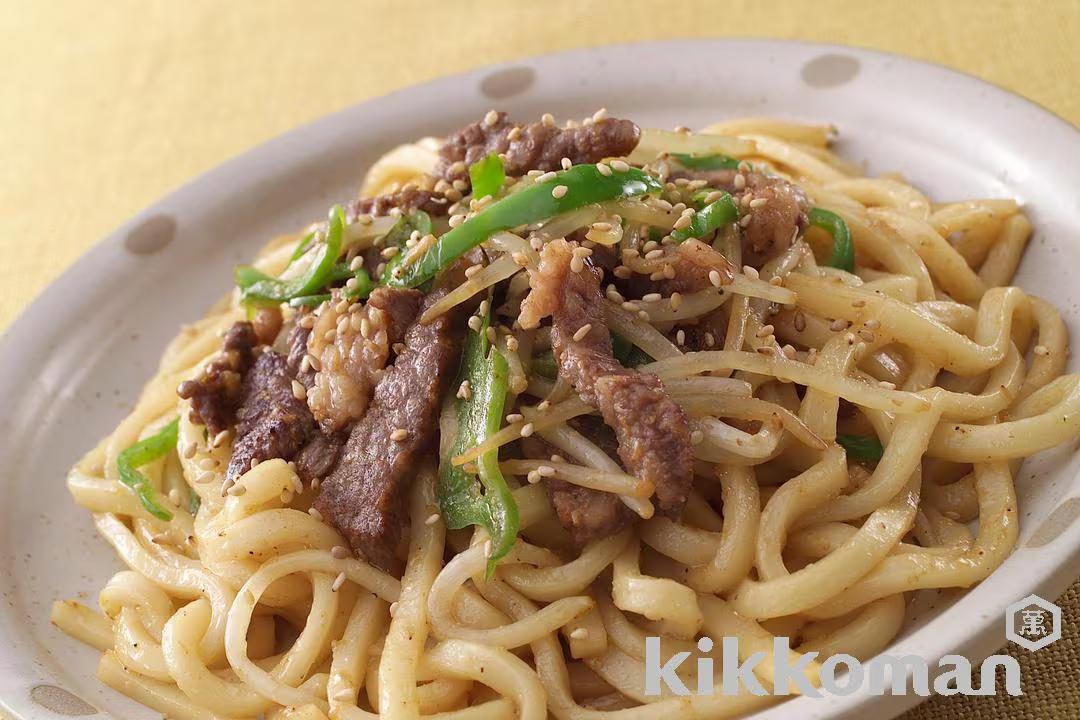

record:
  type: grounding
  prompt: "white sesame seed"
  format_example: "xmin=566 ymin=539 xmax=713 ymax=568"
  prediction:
xmin=704 ymin=332 xmax=716 ymax=347
xmin=330 ymin=545 xmax=349 ymax=559
xmin=538 ymin=465 xmax=556 ymax=477
xmin=519 ymin=423 xmax=535 ymax=437
xmin=709 ymin=270 xmax=723 ymax=288
xmin=676 ymin=329 xmax=685 ymax=345
xmin=878 ymin=380 xmax=897 ymax=390
xmin=381 ymin=246 xmax=399 ymax=259
xmin=483 ymin=110 xmax=499 ymax=126
xmin=535 ymin=170 xmax=558 ymax=184
xmin=309 ymin=506 xmax=324 ymax=522
xmin=551 ymin=185 xmax=569 ymax=199
xmin=690 ymin=430 xmax=704 ymax=445
xmin=756 ymin=346 xmax=775 ymax=355
xmin=561 ymin=157 xmax=573 ymax=170
xmin=506 ymin=413 xmax=524 ymax=423
xmin=390 ymin=428 xmax=409 ymax=442
xmin=486 ymin=326 xmax=497 ymax=344
xmin=457 ymin=380 xmax=472 ymax=400
xmin=306 ymin=353 xmax=321 ymax=371
xmin=742 ymin=265 xmax=760 ymax=280
xmin=829 ymin=318 xmax=848 ymax=332
xmin=749 ymin=197 xmax=768 ymax=209
xmin=212 ymin=429 xmax=231 ymax=448
xmin=852 ymin=299 xmax=867 ymax=308
xmin=613 ymin=265 xmax=632 ymax=279
xmin=592 ymin=108 xmax=609 ymax=123
xmin=569 ymin=628 xmax=589 ymax=640
xmin=1034 ymin=344 xmax=1050 ymax=356
xmin=448 ymin=213 xmax=466 ymax=228
xmin=292 ymin=380 xmax=307 ymax=401
xmin=537 ymin=400 xmax=550 ymax=411
xmin=468 ymin=315 xmax=482 ymax=332
xmin=596 ymin=162 xmax=613 ymax=176
xmin=332 ymin=572 xmax=346 ymax=592
xmin=227 ymin=483 xmax=247 ymax=496
xmin=182 ymin=442 xmax=198 ymax=459
xmin=465 ymin=263 xmax=484 ymax=278
xmin=570 ymin=255 xmax=585 ymax=273
xmin=858 ymin=329 xmax=876 ymax=343
xmin=323 ymin=329 xmax=337 ymax=343
xmin=527 ymin=470 xmax=541 ymax=484
xmin=669 ymin=292 xmax=682 ymax=310
xmin=573 ymin=324 xmax=593 ymax=342
xmin=196 ymin=471 xmax=215 ymax=484
xmin=865 ymin=319 xmax=881 ymax=330
xmin=645 ymin=248 xmax=664 ymax=260
xmin=673 ymin=214 xmax=693 ymax=231
xmin=642 ymin=293 xmax=662 ymax=303
xmin=506 ymin=335 xmax=519 ymax=351
xmin=739 ymin=214 xmax=753 ymax=228
xmin=541 ymin=113 xmax=555 ymax=127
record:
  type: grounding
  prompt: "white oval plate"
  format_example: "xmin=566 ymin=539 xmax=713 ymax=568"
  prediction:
xmin=2 ymin=39 xmax=1078 ymax=720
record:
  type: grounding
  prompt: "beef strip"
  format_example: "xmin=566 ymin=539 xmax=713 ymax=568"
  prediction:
xmin=670 ymin=168 xmax=809 ymax=267
xmin=176 ymin=321 xmax=259 ymax=437
xmin=547 ymin=479 xmax=632 ymax=545
xmin=436 ymin=112 xmax=641 ymax=185
xmin=314 ymin=288 xmax=459 ymax=569
xmin=285 ymin=319 xmax=316 ymax=389
xmin=306 ymin=287 xmax=422 ymax=434
xmin=520 ymin=238 xmax=694 ymax=534
xmin=226 ymin=350 xmax=315 ymax=483
xmin=353 ymin=185 xmax=450 ymax=218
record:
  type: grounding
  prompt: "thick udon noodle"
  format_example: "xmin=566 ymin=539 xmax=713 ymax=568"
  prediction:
xmin=53 ymin=117 xmax=1080 ymax=720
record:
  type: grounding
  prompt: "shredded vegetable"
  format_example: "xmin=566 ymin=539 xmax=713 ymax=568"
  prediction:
xmin=117 ymin=418 xmax=179 ymax=521
xmin=810 ymin=207 xmax=855 ymax=273
xmin=438 ymin=303 xmax=519 ymax=575
xmin=469 ymin=152 xmax=506 ymax=200
xmin=385 ymin=165 xmax=663 ymax=288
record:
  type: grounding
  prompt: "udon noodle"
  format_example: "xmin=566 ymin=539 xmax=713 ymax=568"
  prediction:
xmin=53 ymin=111 xmax=1079 ymax=720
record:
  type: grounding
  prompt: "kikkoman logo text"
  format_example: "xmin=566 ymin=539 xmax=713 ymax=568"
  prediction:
xmin=644 ymin=594 xmax=1062 ymax=698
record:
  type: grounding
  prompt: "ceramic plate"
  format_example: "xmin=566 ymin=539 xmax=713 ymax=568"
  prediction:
xmin=2 ymin=39 xmax=1078 ymax=720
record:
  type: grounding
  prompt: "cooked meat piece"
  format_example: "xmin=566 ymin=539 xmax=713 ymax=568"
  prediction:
xmin=523 ymin=430 xmax=632 ymax=544
xmin=620 ymin=239 xmax=736 ymax=296
xmin=547 ymin=479 xmax=632 ymax=545
xmin=437 ymin=112 xmax=641 ymax=185
xmin=306 ymin=288 xmax=422 ymax=434
xmin=670 ymin=168 xmax=809 ymax=267
xmin=177 ymin=321 xmax=259 ymax=437
xmin=314 ymin=289 xmax=459 ymax=570
xmin=284 ymin=318 xmax=316 ymax=389
xmin=226 ymin=351 xmax=315 ymax=483
xmin=353 ymin=185 xmax=450 ymax=218
xmin=294 ymin=432 xmax=346 ymax=485
xmin=520 ymin=238 xmax=694 ymax=526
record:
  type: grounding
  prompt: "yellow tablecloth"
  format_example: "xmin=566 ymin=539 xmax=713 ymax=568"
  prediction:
xmin=2 ymin=2 xmax=1077 ymax=718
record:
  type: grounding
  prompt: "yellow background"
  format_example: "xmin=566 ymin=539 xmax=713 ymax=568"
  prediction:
xmin=2 ymin=1 xmax=1078 ymax=718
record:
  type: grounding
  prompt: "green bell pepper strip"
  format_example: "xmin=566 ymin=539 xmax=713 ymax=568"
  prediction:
xmin=469 ymin=152 xmax=506 ymax=200
xmin=288 ymin=230 xmax=316 ymax=264
xmin=438 ymin=307 xmax=519 ymax=576
xmin=670 ymin=152 xmax=743 ymax=171
xmin=236 ymin=204 xmax=347 ymax=304
xmin=117 ymin=418 xmax=180 ymax=521
xmin=287 ymin=267 xmax=372 ymax=309
xmin=384 ymin=165 xmax=663 ymax=288
xmin=836 ymin=433 xmax=884 ymax=463
xmin=671 ymin=191 xmax=739 ymax=242
xmin=810 ymin=207 xmax=854 ymax=274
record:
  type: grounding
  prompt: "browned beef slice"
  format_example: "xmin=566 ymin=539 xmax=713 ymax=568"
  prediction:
xmin=521 ymin=239 xmax=694 ymax=529
xmin=314 ymin=289 xmax=458 ymax=569
xmin=294 ymin=431 xmax=345 ymax=485
xmin=436 ymin=112 xmax=641 ymax=184
xmin=226 ymin=350 xmax=315 ymax=483
xmin=353 ymin=185 xmax=450 ymax=218
xmin=546 ymin=479 xmax=632 ymax=545
xmin=670 ymin=168 xmax=809 ymax=267
xmin=285 ymin=320 xmax=315 ymax=389
xmin=177 ymin=322 xmax=259 ymax=437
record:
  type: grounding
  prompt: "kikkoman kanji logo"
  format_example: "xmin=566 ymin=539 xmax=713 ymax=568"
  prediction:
xmin=1005 ymin=594 xmax=1062 ymax=651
